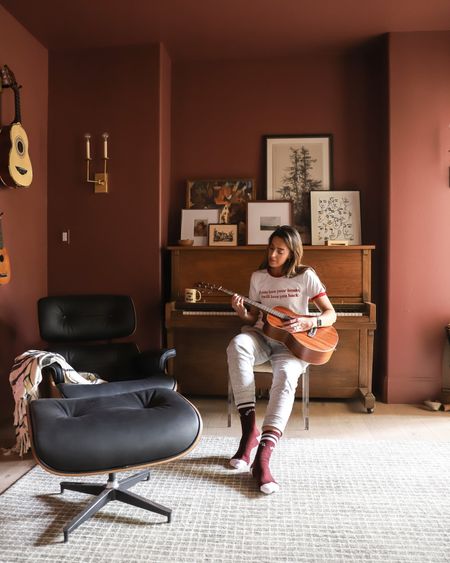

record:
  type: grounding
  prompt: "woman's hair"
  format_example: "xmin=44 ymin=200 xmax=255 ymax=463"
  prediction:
xmin=259 ymin=225 xmax=309 ymax=278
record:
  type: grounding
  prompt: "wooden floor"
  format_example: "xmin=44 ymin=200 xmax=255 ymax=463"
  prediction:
xmin=1 ymin=397 xmax=450 ymax=494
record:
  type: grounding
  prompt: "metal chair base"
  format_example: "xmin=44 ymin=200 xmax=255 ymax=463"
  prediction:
xmin=60 ymin=469 xmax=171 ymax=542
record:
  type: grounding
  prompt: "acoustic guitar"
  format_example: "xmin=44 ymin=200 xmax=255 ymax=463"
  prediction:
xmin=0 ymin=65 xmax=33 ymax=188
xmin=0 ymin=212 xmax=11 ymax=285
xmin=196 ymin=282 xmax=339 ymax=365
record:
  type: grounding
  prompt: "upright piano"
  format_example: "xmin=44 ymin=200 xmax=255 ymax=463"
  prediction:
xmin=165 ymin=245 xmax=376 ymax=412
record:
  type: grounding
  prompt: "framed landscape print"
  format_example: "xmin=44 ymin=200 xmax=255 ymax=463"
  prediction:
xmin=265 ymin=134 xmax=332 ymax=244
xmin=310 ymin=190 xmax=361 ymax=245
xmin=180 ymin=209 xmax=220 ymax=246
xmin=246 ymin=200 xmax=293 ymax=245
xmin=186 ymin=178 xmax=255 ymax=244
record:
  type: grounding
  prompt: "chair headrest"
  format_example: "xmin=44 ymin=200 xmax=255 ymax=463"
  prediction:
xmin=38 ymin=295 xmax=136 ymax=342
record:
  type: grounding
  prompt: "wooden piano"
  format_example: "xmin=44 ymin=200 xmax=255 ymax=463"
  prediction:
xmin=165 ymin=245 xmax=376 ymax=412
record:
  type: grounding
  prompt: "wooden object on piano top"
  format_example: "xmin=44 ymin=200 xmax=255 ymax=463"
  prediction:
xmin=165 ymin=245 xmax=376 ymax=412
xmin=325 ymin=240 xmax=349 ymax=246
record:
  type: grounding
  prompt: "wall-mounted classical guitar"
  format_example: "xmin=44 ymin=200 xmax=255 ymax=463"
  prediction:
xmin=0 ymin=212 xmax=11 ymax=285
xmin=196 ymin=282 xmax=339 ymax=365
xmin=0 ymin=65 xmax=33 ymax=188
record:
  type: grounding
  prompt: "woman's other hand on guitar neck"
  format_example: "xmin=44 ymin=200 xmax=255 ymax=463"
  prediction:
xmin=231 ymin=294 xmax=258 ymax=325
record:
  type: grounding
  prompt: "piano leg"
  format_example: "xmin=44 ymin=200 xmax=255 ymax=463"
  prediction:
xmin=358 ymin=387 xmax=376 ymax=413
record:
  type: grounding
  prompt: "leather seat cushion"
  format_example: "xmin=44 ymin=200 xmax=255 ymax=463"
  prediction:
xmin=29 ymin=389 xmax=201 ymax=474
xmin=57 ymin=375 xmax=176 ymax=399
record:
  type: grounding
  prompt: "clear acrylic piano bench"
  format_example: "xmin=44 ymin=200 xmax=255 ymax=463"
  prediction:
xmin=227 ymin=362 xmax=310 ymax=430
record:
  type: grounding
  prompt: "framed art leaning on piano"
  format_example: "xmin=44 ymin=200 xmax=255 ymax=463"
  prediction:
xmin=310 ymin=190 xmax=361 ymax=245
xmin=180 ymin=209 xmax=219 ymax=246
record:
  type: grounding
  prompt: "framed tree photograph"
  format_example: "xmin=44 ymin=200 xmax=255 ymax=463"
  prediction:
xmin=180 ymin=209 xmax=220 ymax=246
xmin=310 ymin=190 xmax=361 ymax=245
xmin=208 ymin=223 xmax=238 ymax=247
xmin=186 ymin=178 xmax=256 ymax=245
xmin=246 ymin=200 xmax=293 ymax=245
xmin=264 ymin=135 xmax=332 ymax=244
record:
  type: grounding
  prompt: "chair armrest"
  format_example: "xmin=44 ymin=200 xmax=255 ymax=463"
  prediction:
xmin=135 ymin=348 xmax=176 ymax=375
xmin=42 ymin=362 xmax=65 ymax=384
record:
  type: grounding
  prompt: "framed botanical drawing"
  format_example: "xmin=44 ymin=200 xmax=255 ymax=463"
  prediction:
xmin=186 ymin=178 xmax=255 ymax=244
xmin=310 ymin=191 xmax=361 ymax=245
xmin=264 ymin=134 xmax=332 ymax=244
xmin=208 ymin=223 xmax=238 ymax=247
xmin=246 ymin=200 xmax=293 ymax=245
xmin=180 ymin=209 xmax=220 ymax=246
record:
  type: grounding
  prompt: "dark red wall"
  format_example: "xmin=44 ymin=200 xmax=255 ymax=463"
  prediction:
xmin=0 ymin=6 xmax=48 ymax=423
xmin=171 ymin=46 xmax=388 ymax=243
xmin=47 ymin=45 xmax=164 ymax=350
xmin=386 ymin=32 xmax=450 ymax=402
xmin=0 ymin=2 xmax=448 ymax=423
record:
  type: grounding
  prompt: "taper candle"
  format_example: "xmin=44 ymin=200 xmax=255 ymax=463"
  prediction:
xmin=102 ymin=132 xmax=109 ymax=159
xmin=84 ymin=133 xmax=91 ymax=160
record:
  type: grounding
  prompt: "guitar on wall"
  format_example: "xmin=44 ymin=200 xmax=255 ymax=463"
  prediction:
xmin=0 ymin=64 xmax=33 ymax=188
xmin=0 ymin=212 xmax=11 ymax=285
xmin=196 ymin=282 xmax=339 ymax=366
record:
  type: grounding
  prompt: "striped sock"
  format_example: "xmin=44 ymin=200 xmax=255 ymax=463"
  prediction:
xmin=229 ymin=402 xmax=260 ymax=470
xmin=251 ymin=429 xmax=282 ymax=494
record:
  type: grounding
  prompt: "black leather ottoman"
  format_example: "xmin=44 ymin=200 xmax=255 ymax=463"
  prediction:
xmin=29 ymin=387 xmax=202 ymax=542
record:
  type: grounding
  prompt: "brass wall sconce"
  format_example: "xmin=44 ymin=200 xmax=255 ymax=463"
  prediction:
xmin=84 ymin=132 xmax=109 ymax=193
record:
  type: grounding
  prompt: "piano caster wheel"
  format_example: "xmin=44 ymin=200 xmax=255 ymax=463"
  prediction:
xmin=367 ymin=408 xmax=374 ymax=414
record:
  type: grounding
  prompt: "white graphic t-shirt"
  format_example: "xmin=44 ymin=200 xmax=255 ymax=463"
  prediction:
xmin=248 ymin=268 xmax=326 ymax=329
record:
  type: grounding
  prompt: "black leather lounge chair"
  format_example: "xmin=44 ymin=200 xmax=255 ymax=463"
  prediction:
xmin=37 ymin=294 xmax=176 ymax=398
xmin=29 ymin=294 xmax=203 ymax=541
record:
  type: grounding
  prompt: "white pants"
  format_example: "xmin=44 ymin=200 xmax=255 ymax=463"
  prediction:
xmin=226 ymin=327 xmax=308 ymax=432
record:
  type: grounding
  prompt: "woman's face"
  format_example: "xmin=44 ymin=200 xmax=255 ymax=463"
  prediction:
xmin=267 ymin=236 xmax=291 ymax=273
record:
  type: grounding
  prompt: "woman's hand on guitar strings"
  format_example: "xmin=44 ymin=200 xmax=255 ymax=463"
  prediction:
xmin=283 ymin=316 xmax=315 ymax=333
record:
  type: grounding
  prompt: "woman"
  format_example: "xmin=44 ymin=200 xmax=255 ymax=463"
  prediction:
xmin=227 ymin=225 xmax=336 ymax=494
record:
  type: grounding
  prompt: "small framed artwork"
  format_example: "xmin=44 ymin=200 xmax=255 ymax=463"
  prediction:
xmin=247 ymin=200 xmax=293 ymax=245
xmin=208 ymin=223 xmax=238 ymax=247
xmin=264 ymin=134 xmax=332 ymax=244
xmin=186 ymin=178 xmax=256 ymax=244
xmin=180 ymin=209 xmax=220 ymax=246
xmin=310 ymin=190 xmax=361 ymax=245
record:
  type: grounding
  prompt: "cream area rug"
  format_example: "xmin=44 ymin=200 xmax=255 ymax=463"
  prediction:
xmin=1 ymin=437 xmax=450 ymax=562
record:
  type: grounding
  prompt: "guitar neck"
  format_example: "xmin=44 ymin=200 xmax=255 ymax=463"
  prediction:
xmin=12 ymin=85 xmax=22 ymax=123
xmin=215 ymin=285 xmax=291 ymax=321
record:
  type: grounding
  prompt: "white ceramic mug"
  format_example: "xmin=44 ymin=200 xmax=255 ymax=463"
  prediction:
xmin=185 ymin=288 xmax=202 ymax=303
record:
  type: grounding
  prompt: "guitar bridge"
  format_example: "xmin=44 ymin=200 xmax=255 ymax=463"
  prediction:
xmin=307 ymin=327 xmax=317 ymax=338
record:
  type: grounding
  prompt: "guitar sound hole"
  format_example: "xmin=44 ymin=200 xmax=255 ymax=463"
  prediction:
xmin=16 ymin=139 xmax=24 ymax=155
xmin=0 ymin=255 xmax=4 ymax=262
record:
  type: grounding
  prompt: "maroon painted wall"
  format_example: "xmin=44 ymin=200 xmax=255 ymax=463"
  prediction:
xmin=160 ymin=44 xmax=172 ymax=248
xmin=159 ymin=45 xmax=172 ymax=307
xmin=0 ymin=6 xmax=447 ymax=418
xmin=171 ymin=45 xmax=389 ymax=394
xmin=47 ymin=45 xmax=164 ymax=350
xmin=386 ymin=32 xmax=450 ymax=402
xmin=0 ymin=6 xmax=48 ymax=424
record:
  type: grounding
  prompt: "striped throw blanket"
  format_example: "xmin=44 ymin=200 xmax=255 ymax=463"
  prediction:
xmin=4 ymin=350 xmax=106 ymax=456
